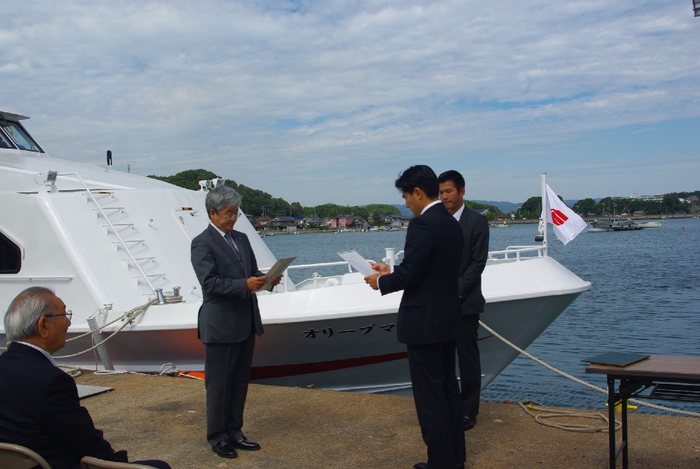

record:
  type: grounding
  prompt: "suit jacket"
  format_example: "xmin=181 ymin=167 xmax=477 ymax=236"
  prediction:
xmin=379 ymin=203 xmax=464 ymax=345
xmin=191 ymin=224 xmax=264 ymax=344
xmin=457 ymin=207 xmax=489 ymax=315
xmin=0 ymin=342 xmax=127 ymax=469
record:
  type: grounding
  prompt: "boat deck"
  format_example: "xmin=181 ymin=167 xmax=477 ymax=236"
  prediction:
xmin=74 ymin=371 xmax=699 ymax=468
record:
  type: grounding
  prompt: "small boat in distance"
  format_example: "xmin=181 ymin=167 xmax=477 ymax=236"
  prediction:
xmin=588 ymin=219 xmax=612 ymax=232
xmin=490 ymin=219 xmax=510 ymax=228
xmin=610 ymin=220 xmax=644 ymax=231
xmin=0 ymin=110 xmax=591 ymax=394
xmin=636 ymin=221 xmax=663 ymax=228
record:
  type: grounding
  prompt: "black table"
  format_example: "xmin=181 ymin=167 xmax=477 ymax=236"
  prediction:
xmin=586 ymin=355 xmax=700 ymax=469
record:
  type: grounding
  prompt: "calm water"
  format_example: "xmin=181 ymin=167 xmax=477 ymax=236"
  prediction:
xmin=263 ymin=219 xmax=700 ymax=414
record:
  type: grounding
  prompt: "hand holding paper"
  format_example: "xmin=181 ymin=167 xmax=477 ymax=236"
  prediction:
xmin=337 ymin=250 xmax=374 ymax=276
xmin=256 ymin=257 xmax=295 ymax=292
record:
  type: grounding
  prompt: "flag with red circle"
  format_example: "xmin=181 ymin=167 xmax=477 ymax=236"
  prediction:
xmin=544 ymin=185 xmax=587 ymax=245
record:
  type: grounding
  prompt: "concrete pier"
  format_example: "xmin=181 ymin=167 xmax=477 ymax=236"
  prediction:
xmin=75 ymin=371 xmax=699 ymax=468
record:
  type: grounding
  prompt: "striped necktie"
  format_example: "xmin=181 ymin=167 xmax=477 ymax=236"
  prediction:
xmin=224 ymin=232 xmax=242 ymax=262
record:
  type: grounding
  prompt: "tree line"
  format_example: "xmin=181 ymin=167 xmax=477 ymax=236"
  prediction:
xmin=148 ymin=169 xmax=402 ymax=219
xmin=515 ymin=191 xmax=700 ymax=219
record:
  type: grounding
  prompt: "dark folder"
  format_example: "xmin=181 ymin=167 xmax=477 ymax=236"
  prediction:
xmin=582 ymin=352 xmax=650 ymax=367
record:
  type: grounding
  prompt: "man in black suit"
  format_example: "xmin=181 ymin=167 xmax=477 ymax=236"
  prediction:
xmin=365 ymin=165 xmax=466 ymax=469
xmin=190 ymin=185 xmax=281 ymax=459
xmin=0 ymin=287 xmax=170 ymax=469
xmin=438 ymin=170 xmax=490 ymax=431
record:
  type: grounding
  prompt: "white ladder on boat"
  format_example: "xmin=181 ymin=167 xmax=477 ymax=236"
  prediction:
xmin=62 ymin=174 xmax=164 ymax=295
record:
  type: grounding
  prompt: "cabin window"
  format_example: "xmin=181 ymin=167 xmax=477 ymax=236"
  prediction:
xmin=0 ymin=129 xmax=14 ymax=149
xmin=0 ymin=120 xmax=43 ymax=152
xmin=0 ymin=231 xmax=21 ymax=274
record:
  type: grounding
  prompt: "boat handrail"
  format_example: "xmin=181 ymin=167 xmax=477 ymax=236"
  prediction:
xmin=286 ymin=261 xmax=354 ymax=271
xmin=262 ymin=245 xmax=545 ymax=293
xmin=2 ymin=275 xmax=74 ymax=281
xmin=490 ymin=245 xmax=545 ymax=261
xmin=55 ymin=172 xmax=158 ymax=295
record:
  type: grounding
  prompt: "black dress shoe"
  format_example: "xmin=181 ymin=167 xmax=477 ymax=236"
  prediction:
xmin=232 ymin=434 xmax=261 ymax=451
xmin=212 ymin=440 xmax=238 ymax=458
xmin=463 ymin=415 xmax=477 ymax=431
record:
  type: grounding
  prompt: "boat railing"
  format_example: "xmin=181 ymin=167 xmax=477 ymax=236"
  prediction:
xmin=263 ymin=247 xmax=407 ymax=292
xmin=264 ymin=246 xmax=543 ymax=293
xmin=489 ymin=245 xmax=546 ymax=261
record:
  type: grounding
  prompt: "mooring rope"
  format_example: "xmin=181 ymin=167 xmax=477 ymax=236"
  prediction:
xmin=55 ymin=296 xmax=183 ymax=359
xmin=518 ymin=399 xmax=620 ymax=433
xmin=479 ymin=320 xmax=700 ymax=419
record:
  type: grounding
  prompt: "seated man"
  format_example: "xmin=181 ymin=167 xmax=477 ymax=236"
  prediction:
xmin=0 ymin=286 xmax=171 ymax=469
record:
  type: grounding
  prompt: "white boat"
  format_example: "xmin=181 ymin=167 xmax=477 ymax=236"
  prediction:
xmin=636 ymin=221 xmax=663 ymax=228
xmin=588 ymin=220 xmax=612 ymax=232
xmin=0 ymin=111 xmax=591 ymax=393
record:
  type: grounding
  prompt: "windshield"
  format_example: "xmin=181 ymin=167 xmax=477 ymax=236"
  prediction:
xmin=0 ymin=129 xmax=13 ymax=149
xmin=0 ymin=120 xmax=43 ymax=152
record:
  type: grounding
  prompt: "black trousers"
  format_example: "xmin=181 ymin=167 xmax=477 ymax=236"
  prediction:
xmin=407 ymin=341 xmax=466 ymax=469
xmin=456 ymin=314 xmax=481 ymax=420
xmin=203 ymin=333 xmax=256 ymax=446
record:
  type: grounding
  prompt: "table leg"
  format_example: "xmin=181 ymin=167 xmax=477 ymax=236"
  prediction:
xmin=621 ymin=391 xmax=629 ymax=469
xmin=608 ymin=375 xmax=616 ymax=469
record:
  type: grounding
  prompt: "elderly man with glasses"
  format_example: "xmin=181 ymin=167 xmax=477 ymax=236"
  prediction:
xmin=190 ymin=185 xmax=282 ymax=459
xmin=0 ymin=286 xmax=170 ymax=469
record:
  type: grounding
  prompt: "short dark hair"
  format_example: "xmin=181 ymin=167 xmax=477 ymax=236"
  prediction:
xmin=437 ymin=170 xmax=465 ymax=191
xmin=394 ymin=165 xmax=438 ymax=199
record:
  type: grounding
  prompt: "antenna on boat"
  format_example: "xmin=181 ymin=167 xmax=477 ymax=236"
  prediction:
xmin=106 ymin=150 xmax=112 ymax=170
xmin=540 ymin=172 xmax=548 ymax=256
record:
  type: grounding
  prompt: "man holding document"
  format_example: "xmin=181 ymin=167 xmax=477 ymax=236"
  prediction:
xmin=190 ymin=185 xmax=282 ymax=459
xmin=364 ymin=165 xmax=465 ymax=469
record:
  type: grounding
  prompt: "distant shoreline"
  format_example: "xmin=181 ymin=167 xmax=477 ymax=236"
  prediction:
xmin=257 ymin=213 xmax=696 ymax=235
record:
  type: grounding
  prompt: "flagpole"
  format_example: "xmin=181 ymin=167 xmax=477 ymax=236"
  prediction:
xmin=541 ymin=172 xmax=548 ymax=256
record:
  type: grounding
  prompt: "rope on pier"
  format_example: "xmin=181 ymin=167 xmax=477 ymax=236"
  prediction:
xmin=518 ymin=399 xmax=619 ymax=433
xmin=479 ymin=320 xmax=700 ymax=420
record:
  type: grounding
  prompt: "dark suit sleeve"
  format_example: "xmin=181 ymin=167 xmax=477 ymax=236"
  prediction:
xmin=191 ymin=234 xmax=249 ymax=298
xmin=458 ymin=214 xmax=489 ymax=298
xmin=45 ymin=372 xmax=127 ymax=463
xmin=379 ymin=217 xmax=432 ymax=295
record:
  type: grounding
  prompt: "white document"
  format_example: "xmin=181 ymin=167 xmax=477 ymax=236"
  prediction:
xmin=259 ymin=256 xmax=296 ymax=291
xmin=337 ymin=250 xmax=374 ymax=277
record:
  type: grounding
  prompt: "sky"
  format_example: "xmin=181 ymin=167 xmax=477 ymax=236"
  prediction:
xmin=2 ymin=1 xmax=699 ymax=206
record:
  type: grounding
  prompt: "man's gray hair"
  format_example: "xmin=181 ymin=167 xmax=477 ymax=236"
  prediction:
xmin=4 ymin=286 xmax=56 ymax=342
xmin=205 ymin=186 xmax=242 ymax=217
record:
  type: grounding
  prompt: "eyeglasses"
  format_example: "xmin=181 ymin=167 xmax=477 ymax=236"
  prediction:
xmin=44 ymin=310 xmax=72 ymax=321
xmin=222 ymin=212 xmax=240 ymax=220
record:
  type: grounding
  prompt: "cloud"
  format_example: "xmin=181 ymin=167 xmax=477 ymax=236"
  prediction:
xmin=1 ymin=0 xmax=698 ymax=205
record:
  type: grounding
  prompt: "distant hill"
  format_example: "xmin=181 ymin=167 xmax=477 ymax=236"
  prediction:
xmin=391 ymin=204 xmax=413 ymax=216
xmin=392 ymin=201 xmax=510 ymax=216
xmin=473 ymin=200 xmax=522 ymax=214
xmin=475 ymin=199 xmax=578 ymax=213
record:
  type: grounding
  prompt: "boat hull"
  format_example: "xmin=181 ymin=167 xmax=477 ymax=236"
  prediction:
xmin=8 ymin=291 xmax=583 ymax=394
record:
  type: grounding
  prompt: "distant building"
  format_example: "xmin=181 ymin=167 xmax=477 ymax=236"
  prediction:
xmin=253 ymin=216 xmax=273 ymax=232
xmin=329 ymin=215 xmax=354 ymax=229
xmin=304 ymin=217 xmax=325 ymax=227
xmin=270 ymin=216 xmax=297 ymax=231
xmin=388 ymin=215 xmax=412 ymax=229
